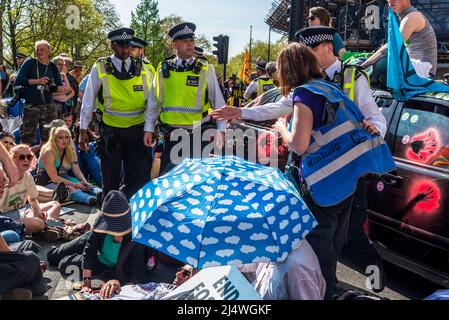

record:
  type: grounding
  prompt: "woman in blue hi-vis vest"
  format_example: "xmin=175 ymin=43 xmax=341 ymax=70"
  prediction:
xmin=273 ymin=43 xmax=395 ymax=300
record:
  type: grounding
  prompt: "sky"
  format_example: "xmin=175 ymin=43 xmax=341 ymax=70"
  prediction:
xmin=109 ymin=0 xmax=283 ymax=58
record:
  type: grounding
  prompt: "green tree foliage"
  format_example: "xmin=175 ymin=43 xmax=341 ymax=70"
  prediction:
xmin=130 ymin=0 xmax=164 ymax=67
xmin=224 ymin=39 xmax=286 ymax=81
xmin=1 ymin=0 xmax=121 ymax=68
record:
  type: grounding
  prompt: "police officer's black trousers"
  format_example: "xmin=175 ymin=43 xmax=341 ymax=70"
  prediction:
xmin=160 ymin=126 xmax=222 ymax=175
xmin=342 ymin=177 xmax=382 ymax=272
xmin=304 ymin=191 xmax=355 ymax=300
xmin=100 ymin=124 xmax=152 ymax=200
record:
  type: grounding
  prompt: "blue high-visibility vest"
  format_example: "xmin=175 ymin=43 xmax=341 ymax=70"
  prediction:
xmin=295 ymin=79 xmax=396 ymax=207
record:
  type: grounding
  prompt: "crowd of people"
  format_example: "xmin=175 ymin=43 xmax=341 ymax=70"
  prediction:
xmin=0 ymin=0 xmax=440 ymax=300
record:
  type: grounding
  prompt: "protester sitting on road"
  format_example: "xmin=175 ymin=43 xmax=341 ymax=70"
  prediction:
xmin=0 ymin=216 xmax=42 ymax=254
xmin=0 ymin=145 xmax=61 ymax=240
xmin=0 ymin=132 xmax=15 ymax=152
xmin=37 ymin=125 xmax=102 ymax=206
xmin=240 ymin=239 xmax=325 ymax=300
xmin=47 ymin=191 xmax=147 ymax=291
xmin=307 ymin=6 xmax=346 ymax=59
xmin=0 ymin=139 xmax=19 ymax=188
xmin=62 ymin=265 xmax=194 ymax=300
xmin=63 ymin=113 xmax=102 ymax=187
xmin=0 ymin=234 xmax=45 ymax=300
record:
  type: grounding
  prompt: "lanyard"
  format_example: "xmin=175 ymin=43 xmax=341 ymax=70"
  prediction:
xmin=37 ymin=61 xmax=49 ymax=79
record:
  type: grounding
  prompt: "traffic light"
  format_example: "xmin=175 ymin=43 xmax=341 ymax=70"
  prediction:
xmin=213 ymin=34 xmax=229 ymax=64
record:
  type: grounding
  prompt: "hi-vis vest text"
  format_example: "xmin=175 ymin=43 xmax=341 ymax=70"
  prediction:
xmin=257 ymin=78 xmax=275 ymax=97
xmin=297 ymin=80 xmax=396 ymax=207
xmin=156 ymin=61 xmax=212 ymax=126
xmin=97 ymin=59 xmax=152 ymax=128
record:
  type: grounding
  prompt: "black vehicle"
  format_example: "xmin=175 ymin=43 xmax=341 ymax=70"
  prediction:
xmin=367 ymin=90 xmax=449 ymax=288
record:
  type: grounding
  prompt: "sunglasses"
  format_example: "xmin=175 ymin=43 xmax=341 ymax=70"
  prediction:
xmin=2 ymin=141 xmax=14 ymax=146
xmin=308 ymin=15 xmax=317 ymax=21
xmin=17 ymin=154 xmax=34 ymax=161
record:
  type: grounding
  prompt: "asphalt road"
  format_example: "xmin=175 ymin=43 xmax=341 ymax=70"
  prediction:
xmin=336 ymin=258 xmax=443 ymax=300
xmin=34 ymin=204 xmax=444 ymax=300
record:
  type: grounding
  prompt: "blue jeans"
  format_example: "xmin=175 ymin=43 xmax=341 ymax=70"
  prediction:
xmin=47 ymin=176 xmax=102 ymax=206
xmin=75 ymin=143 xmax=103 ymax=188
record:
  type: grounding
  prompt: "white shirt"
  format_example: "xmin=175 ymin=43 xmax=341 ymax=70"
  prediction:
xmin=241 ymin=59 xmax=387 ymax=138
xmin=80 ymin=55 xmax=152 ymax=130
xmin=144 ymin=56 xmax=227 ymax=132
xmin=324 ymin=58 xmax=387 ymax=137
xmin=239 ymin=240 xmax=326 ymax=300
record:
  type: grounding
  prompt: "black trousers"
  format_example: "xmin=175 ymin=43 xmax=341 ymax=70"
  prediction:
xmin=10 ymin=240 xmax=41 ymax=254
xmin=342 ymin=178 xmax=382 ymax=271
xmin=100 ymin=124 xmax=152 ymax=200
xmin=0 ymin=250 xmax=45 ymax=296
xmin=304 ymin=190 xmax=355 ymax=300
xmin=160 ymin=126 xmax=220 ymax=175
xmin=47 ymin=232 xmax=109 ymax=280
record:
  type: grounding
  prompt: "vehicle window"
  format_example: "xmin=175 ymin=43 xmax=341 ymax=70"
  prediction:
xmin=375 ymin=96 xmax=394 ymax=119
xmin=393 ymin=100 xmax=449 ymax=171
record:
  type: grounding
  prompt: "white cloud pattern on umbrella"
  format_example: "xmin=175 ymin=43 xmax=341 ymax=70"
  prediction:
xmin=131 ymin=156 xmax=317 ymax=269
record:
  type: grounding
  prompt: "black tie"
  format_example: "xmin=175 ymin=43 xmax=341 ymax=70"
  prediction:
xmin=121 ymin=61 xmax=127 ymax=76
xmin=181 ymin=60 xmax=188 ymax=71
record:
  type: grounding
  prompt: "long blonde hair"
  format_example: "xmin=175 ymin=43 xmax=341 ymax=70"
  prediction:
xmin=41 ymin=126 xmax=77 ymax=164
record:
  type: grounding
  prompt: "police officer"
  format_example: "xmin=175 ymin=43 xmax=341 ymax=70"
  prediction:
xmin=79 ymin=28 xmax=153 ymax=200
xmin=129 ymin=36 xmax=156 ymax=77
xmin=243 ymin=60 xmax=275 ymax=101
xmin=143 ymin=22 xmax=226 ymax=174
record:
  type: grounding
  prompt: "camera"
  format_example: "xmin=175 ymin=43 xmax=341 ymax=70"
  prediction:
xmin=47 ymin=79 xmax=58 ymax=93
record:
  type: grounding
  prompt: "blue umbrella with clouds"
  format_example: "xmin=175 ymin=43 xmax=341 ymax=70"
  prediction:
xmin=131 ymin=156 xmax=317 ymax=269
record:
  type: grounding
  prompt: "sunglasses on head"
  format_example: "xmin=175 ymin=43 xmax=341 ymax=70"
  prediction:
xmin=18 ymin=154 xmax=34 ymax=161
xmin=308 ymin=15 xmax=317 ymax=21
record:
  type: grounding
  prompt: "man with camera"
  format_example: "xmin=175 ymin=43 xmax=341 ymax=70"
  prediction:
xmin=15 ymin=40 xmax=64 ymax=146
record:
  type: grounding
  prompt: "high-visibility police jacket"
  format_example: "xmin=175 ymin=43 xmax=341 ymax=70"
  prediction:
xmin=256 ymin=77 xmax=275 ymax=97
xmin=295 ymin=80 xmax=396 ymax=207
xmin=143 ymin=58 xmax=156 ymax=77
xmin=97 ymin=57 xmax=152 ymax=128
xmin=333 ymin=63 xmax=370 ymax=102
xmin=156 ymin=60 xmax=212 ymax=126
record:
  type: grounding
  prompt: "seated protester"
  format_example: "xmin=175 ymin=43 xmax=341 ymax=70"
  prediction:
xmin=0 ymin=234 xmax=45 ymax=300
xmin=70 ymin=265 xmax=194 ymax=300
xmin=47 ymin=191 xmax=147 ymax=290
xmin=0 ymin=132 xmax=15 ymax=152
xmin=0 ymin=145 xmax=61 ymax=240
xmin=0 ymin=216 xmax=41 ymax=254
xmin=37 ymin=125 xmax=102 ymax=206
xmin=63 ymin=114 xmax=102 ymax=187
xmin=240 ymin=239 xmax=325 ymax=300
